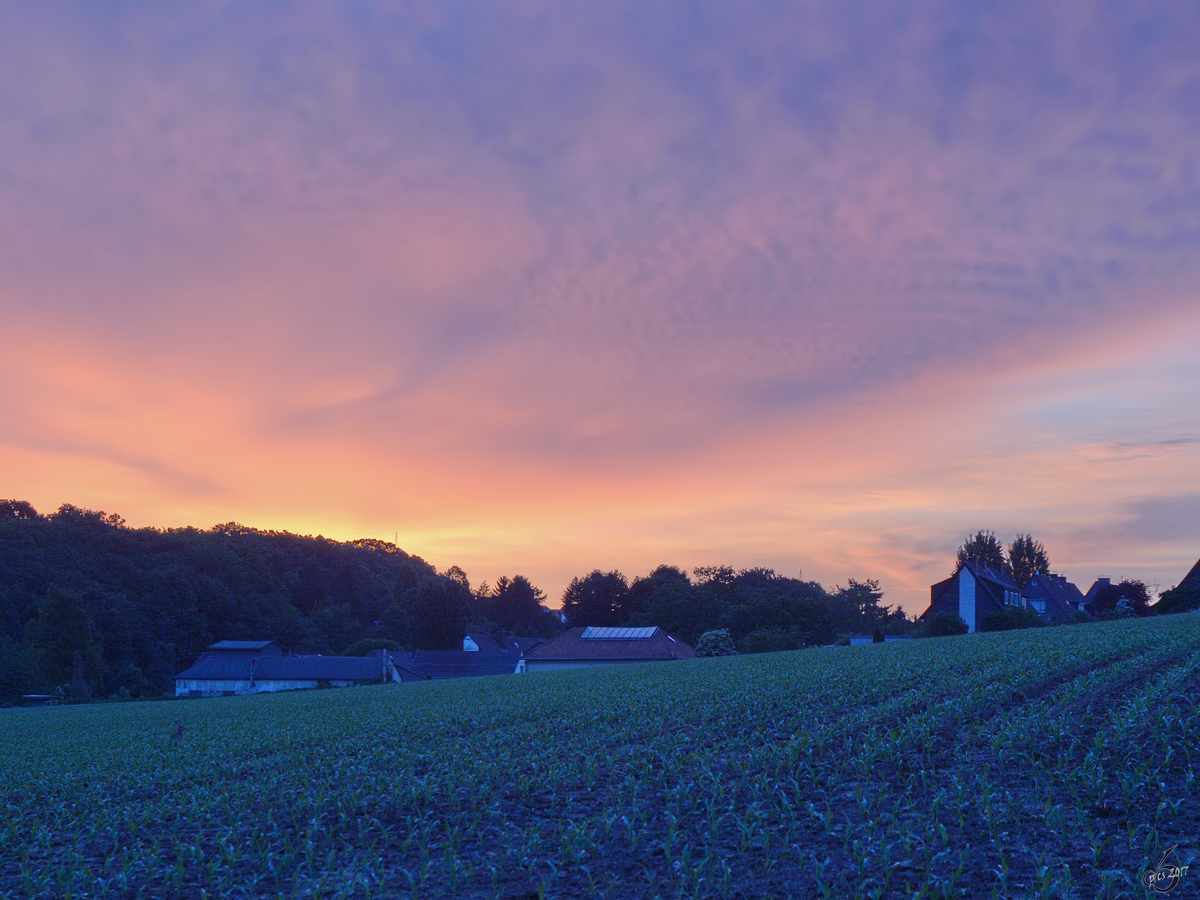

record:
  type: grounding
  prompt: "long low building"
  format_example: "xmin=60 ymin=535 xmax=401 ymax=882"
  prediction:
xmin=175 ymin=643 xmax=411 ymax=696
xmin=523 ymin=626 xmax=695 ymax=672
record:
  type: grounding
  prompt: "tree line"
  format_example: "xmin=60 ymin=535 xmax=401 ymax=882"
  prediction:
xmin=551 ymin=566 xmax=909 ymax=650
xmin=0 ymin=501 xmax=474 ymax=703
xmin=0 ymin=500 xmax=907 ymax=703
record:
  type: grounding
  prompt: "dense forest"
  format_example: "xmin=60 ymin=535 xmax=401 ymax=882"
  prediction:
xmin=0 ymin=501 xmax=476 ymax=703
xmin=553 ymin=566 xmax=909 ymax=650
xmin=0 ymin=500 xmax=909 ymax=703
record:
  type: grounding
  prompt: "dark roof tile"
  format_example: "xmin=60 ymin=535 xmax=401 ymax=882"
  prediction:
xmin=177 ymin=654 xmax=392 ymax=682
xmin=525 ymin=627 xmax=695 ymax=661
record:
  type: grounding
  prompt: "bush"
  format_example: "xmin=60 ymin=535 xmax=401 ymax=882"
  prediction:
xmin=918 ymin=612 xmax=969 ymax=638
xmin=979 ymin=606 xmax=1046 ymax=632
xmin=739 ymin=628 xmax=803 ymax=654
xmin=1155 ymin=585 xmax=1200 ymax=616
xmin=694 ymin=629 xmax=737 ymax=657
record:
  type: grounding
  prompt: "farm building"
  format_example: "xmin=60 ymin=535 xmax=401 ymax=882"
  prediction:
xmin=175 ymin=642 xmax=406 ymax=696
xmin=407 ymin=650 xmax=522 ymax=679
xmin=463 ymin=632 xmax=546 ymax=654
xmin=523 ymin=626 xmax=695 ymax=673
xmin=923 ymin=563 xmax=1026 ymax=633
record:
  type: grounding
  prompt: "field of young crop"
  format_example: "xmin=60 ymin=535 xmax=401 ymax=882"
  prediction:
xmin=3 ymin=614 xmax=1198 ymax=899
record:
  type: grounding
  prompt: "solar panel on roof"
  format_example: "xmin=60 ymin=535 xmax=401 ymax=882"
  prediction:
xmin=580 ymin=626 xmax=658 ymax=640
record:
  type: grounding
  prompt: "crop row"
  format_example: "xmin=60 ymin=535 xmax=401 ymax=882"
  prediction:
xmin=2 ymin=613 xmax=1198 ymax=898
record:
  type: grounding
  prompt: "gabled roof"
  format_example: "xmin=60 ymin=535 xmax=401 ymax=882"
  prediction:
xmin=1179 ymin=558 xmax=1200 ymax=592
xmin=177 ymin=655 xmax=255 ymax=680
xmin=177 ymin=654 xmax=391 ymax=682
xmin=1024 ymin=572 xmax=1084 ymax=622
xmin=408 ymin=651 xmax=521 ymax=679
xmin=207 ymin=640 xmax=284 ymax=654
xmin=466 ymin=633 xmax=547 ymax=654
xmin=465 ymin=633 xmax=505 ymax=652
xmin=524 ymin=626 xmax=695 ymax=661
xmin=922 ymin=563 xmax=1015 ymax=627
xmin=961 ymin=561 xmax=1021 ymax=592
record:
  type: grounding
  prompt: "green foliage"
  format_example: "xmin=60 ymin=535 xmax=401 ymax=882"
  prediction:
xmin=739 ymin=626 xmax=804 ymax=654
xmin=0 ymin=499 xmax=37 ymax=520
xmin=979 ymin=606 xmax=1046 ymax=632
xmin=342 ymin=638 xmax=403 ymax=657
xmin=918 ymin=611 xmax=970 ymax=637
xmin=561 ymin=570 xmax=630 ymax=627
xmin=477 ymin=575 xmax=557 ymax=637
xmin=1155 ymin=584 xmax=1200 ymax=615
xmin=1091 ymin=580 xmax=1153 ymax=618
xmin=708 ymin=568 xmax=836 ymax=649
xmin=1 ymin=616 xmax=1197 ymax=898
xmin=410 ymin=578 xmax=472 ymax=651
xmin=1007 ymin=534 xmax=1050 ymax=589
xmin=0 ymin=635 xmax=39 ymax=703
xmin=829 ymin=578 xmax=912 ymax=635
xmin=25 ymin=587 xmax=102 ymax=694
xmin=955 ymin=530 xmax=1007 ymax=575
xmin=625 ymin=565 xmax=698 ymax=637
xmin=624 ymin=565 xmax=883 ymax=648
xmin=0 ymin=500 xmax=462 ymax=701
xmin=693 ymin=628 xmax=737 ymax=657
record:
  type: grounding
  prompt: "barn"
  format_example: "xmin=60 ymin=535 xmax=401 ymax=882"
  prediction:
xmin=175 ymin=641 xmax=402 ymax=696
xmin=522 ymin=626 xmax=695 ymax=673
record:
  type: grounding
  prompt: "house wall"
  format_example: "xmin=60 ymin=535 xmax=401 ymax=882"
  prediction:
xmin=959 ymin=569 xmax=976 ymax=633
xmin=251 ymin=679 xmax=321 ymax=692
xmin=175 ymin=678 xmax=359 ymax=696
xmin=176 ymin=679 xmax=254 ymax=696
xmin=524 ymin=659 xmax=661 ymax=673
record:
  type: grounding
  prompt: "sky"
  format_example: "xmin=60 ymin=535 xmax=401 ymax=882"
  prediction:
xmin=2 ymin=2 xmax=1199 ymax=613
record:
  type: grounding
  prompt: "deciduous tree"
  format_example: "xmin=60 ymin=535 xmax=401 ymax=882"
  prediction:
xmin=1007 ymin=534 xmax=1050 ymax=589
xmin=561 ymin=570 xmax=629 ymax=626
xmin=955 ymin=531 xmax=1007 ymax=575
